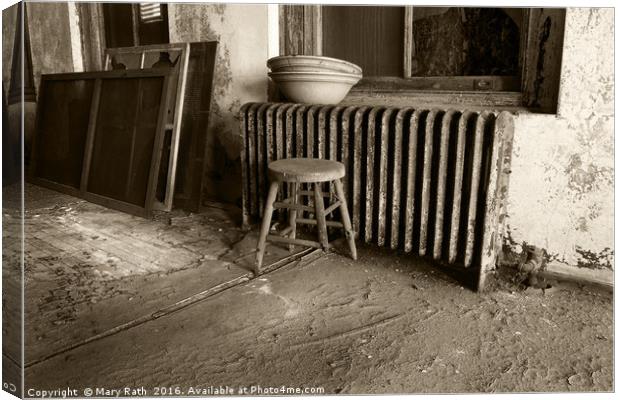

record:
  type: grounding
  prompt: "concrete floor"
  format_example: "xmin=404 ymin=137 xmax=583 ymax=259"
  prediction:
xmin=3 ymin=184 xmax=613 ymax=395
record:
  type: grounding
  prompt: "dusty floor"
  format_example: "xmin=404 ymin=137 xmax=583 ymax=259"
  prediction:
xmin=3 ymin=184 xmax=613 ymax=395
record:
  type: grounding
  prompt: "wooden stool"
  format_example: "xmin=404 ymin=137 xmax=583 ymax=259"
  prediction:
xmin=255 ymin=158 xmax=357 ymax=274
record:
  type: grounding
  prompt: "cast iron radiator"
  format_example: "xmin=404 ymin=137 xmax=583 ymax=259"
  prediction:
xmin=240 ymin=103 xmax=513 ymax=287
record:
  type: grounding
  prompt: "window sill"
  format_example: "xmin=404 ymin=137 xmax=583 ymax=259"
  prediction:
xmin=342 ymin=87 xmax=525 ymax=112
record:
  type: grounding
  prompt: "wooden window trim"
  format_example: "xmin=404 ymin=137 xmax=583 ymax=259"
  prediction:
xmin=279 ymin=5 xmax=547 ymax=109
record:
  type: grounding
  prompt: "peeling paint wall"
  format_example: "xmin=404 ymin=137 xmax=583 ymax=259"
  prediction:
xmin=2 ymin=4 xmax=17 ymax=94
xmin=21 ymin=3 xmax=76 ymax=90
xmin=168 ymin=3 xmax=269 ymax=204
xmin=505 ymin=8 xmax=614 ymax=271
xmin=2 ymin=2 xmax=76 ymax=162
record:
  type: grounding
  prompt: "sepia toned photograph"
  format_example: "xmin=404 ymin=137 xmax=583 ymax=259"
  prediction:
xmin=1 ymin=1 xmax=614 ymax=398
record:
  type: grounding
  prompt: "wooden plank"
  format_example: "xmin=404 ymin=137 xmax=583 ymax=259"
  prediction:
xmin=324 ymin=200 xmax=342 ymax=215
xmin=280 ymin=5 xmax=305 ymax=55
xmin=79 ymin=79 xmax=102 ymax=195
xmin=159 ymin=42 xmax=190 ymax=211
xmin=38 ymin=69 xmax=171 ymax=80
xmin=172 ymin=42 xmax=217 ymax=212
xmin=314 ymin=183 xmax=329 ymax=248
xmin=29 ymin=76 xmax=96 ymax=193
xmin=274 ymin=202 xmax=314 ymax=212
xmin=84 ymin=70 xmax=169 ymax=218
xmin=403 ymin=6 xmax=413 ymax=78
xmin=266 ymin=234 xmax=323 ymax=249
xmin=297 ymin=218 xmax=343 ymax=228
xmin=343 ymin=87 xmax=523 ymax=109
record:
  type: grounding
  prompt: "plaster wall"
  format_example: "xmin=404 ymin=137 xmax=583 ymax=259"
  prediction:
xmin=22 ymin=2 xmax=76 ymax=90
xmin=3 ymin=2 xmax=76 ymax=96
xmin=2 ymin=3 xmax=17 ymax=94
xmin=168 ymin=3 xmax=270 ymax=203
xmin=2 ymin=2 xmax=76 ymax=164
xmin=506 ymin=8 xmax=614 ymax=271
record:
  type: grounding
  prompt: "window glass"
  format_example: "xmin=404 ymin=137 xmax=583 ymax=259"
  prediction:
xmin=411 ymin=7 xmax=522 ymax=77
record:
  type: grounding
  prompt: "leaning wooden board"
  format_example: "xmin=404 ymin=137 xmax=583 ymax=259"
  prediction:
xmin=104 ymin=42 xmax=190 ymax=211
xmin=173 ymin=41 xmax=218 ymax=212
xmin=29 ymin=69 xmax=173 ymax=218
xmin=103 ymin=41 xmax=218 ymax=213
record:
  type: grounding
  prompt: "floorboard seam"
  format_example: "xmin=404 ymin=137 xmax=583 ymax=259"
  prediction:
xmin=24 ymin=247 xmax=320 ymax=369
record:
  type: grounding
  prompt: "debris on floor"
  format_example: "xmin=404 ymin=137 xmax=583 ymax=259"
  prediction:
xmin=3 ymin=184 xmax=613 ymax=394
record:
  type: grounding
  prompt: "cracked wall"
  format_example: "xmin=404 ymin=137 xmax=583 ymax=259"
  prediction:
xmin=505 ymin=8 xmax=614 ymax=271
xmin=167 ymin=3 xmax=269 ymax=205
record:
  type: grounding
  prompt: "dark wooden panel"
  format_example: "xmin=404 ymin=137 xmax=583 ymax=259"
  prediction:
xmin=102 ymin=4 xmax=134 ymax=48
xmin=322 ymin=6 xmax=404 ymax=76
xmin=173 ymin=41 xmax=218 ymax=212
xmin=87 ymin=77 xmax=163 ymax=207
xmin=33 ymin=79 xmax=95 ymax=189
xmin=522 ymin=8 xmax=566 ymax=113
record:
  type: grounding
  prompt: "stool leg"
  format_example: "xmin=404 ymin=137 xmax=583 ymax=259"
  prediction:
xmin=288 ymin=182 xmax=299 ymax=251
xmin=333 ymin=179 xmax=357 ymax=260
xmin=314 ymin=182 xmax=329 ymax=250
xmin=256 ymin=181 xmax=280 ymax=275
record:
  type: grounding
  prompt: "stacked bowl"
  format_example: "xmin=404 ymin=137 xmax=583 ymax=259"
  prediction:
xmin=267 ymin=55 xmax=363 ymax=104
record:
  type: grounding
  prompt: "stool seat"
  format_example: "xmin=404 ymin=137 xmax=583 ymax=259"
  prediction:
xmin=268 ymin=158 xmax=345 ymax=183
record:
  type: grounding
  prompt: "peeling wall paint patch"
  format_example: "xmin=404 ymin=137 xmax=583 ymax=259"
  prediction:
xmin=505 ymin=8 xmax=614 ymax=272
xmin=168 ymin=4 xmax=269 ymax=204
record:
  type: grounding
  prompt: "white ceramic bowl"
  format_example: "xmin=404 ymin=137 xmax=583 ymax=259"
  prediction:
xmin=267 ymin=55 xmax=362 ymax=75
xmin=269 ymin=71 xmax=362 ymax=104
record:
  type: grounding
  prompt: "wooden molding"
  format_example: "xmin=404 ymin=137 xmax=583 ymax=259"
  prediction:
xmin=403 ymin=7 xmax=413 ymax=78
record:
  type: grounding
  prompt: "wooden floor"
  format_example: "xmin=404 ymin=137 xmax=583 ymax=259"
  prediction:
xmin=2 ymin=184 xmax=292 ymax=369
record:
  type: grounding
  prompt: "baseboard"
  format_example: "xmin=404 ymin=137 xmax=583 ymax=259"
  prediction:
xmin=541 ymin=262 xmax=613 ymax=290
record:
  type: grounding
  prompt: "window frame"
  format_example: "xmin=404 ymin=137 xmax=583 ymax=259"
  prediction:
xmin=102 ymin=3 xmax=169 ymax=49
xmin=279 ymin=5 xmax=546 ymax=109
